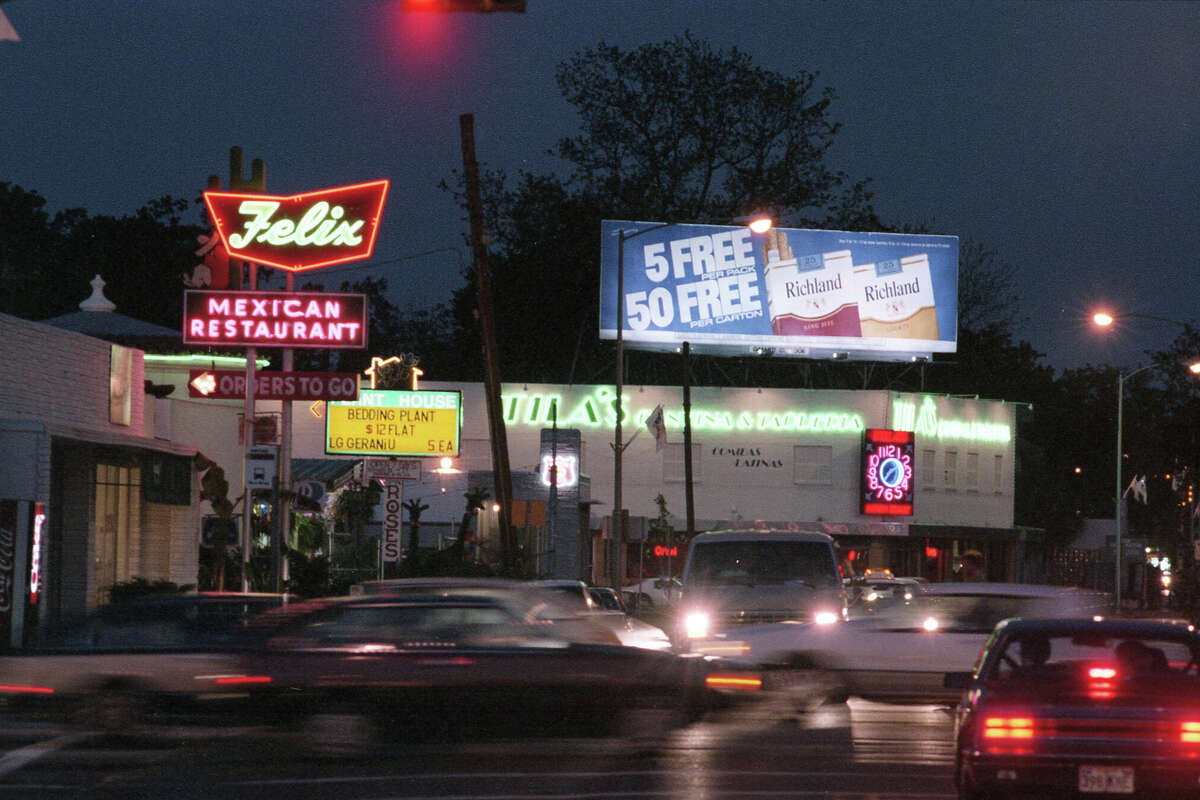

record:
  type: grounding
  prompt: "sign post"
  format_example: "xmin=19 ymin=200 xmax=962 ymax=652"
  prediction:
xmin=200 ymin=163 xmax=388 ymax=593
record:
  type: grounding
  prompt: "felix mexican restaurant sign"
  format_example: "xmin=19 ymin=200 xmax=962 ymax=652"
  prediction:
xmin=183 ymin=290 xmax=367 ymax=349
xmin=203 ymin=179 xmax=389 ymax=272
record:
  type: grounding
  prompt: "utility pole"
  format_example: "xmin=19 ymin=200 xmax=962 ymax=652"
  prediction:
xmin=459 ymin=114 xmax=515 ymax=574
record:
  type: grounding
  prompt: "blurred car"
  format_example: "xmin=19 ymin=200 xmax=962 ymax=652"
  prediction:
xmin=0 ymin=592 xmax=291 ymax=727
xmin=534 ymin=579 xmax=672 ymax=651
xmin=847 ymin=575 xmax=922 ymax=617
xmin=947 ymin=617 xmax=1200 ymax=799
xmin=622 ymin=576 xmax=683 ymax=608
xmin=703 ymin=582 xmax=1111 ymax=706
xmin=588 ymin=585 xmax=673 ymax=652
xmin=241 ymin=579 xmax=758 ymax=745
xmin=588 ymin=585 xmax=625 ymax=611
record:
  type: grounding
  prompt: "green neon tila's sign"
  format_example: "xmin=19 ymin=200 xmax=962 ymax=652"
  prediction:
xmin=502 ymin=389 xmax=863 ymax=435
xmin=501 ymin=389 xmax=1011 ymax=444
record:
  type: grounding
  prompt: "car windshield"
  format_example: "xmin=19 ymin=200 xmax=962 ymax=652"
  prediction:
xmin=34 ymin=597 xmax=285 ymax=650
xmin=687 ymin=541 xmax=839 ymax=588
xmin=983 ymin=630 xmax=1200 ymax=683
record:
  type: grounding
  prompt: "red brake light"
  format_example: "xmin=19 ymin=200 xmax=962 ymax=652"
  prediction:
xmin=982 ymin=716 xmax=1036 ymax=754
xmin=1089 ymin=667 xmax=1117 ymax=679
xmin=983 ymin=716 xmax=1035 ymax=739
xmin=706 ymin=672 xmax=763 ymax=692
xmin=213 ymin=675 xmax=273 ymax=686
xmin=0 ymin=684 xmax=55 ymax=695
xmin=1182 ymin=722 xmax=1200 ymax=743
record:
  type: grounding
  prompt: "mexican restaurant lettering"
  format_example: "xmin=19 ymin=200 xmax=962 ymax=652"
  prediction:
xmin=203 ymin=179 xmax=389 ymax=272
xmin=183 ymin=290 xmax=368 ymax=349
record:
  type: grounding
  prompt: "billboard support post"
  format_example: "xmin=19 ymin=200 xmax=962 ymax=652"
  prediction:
xmin=683 ymin=341 xmax=695 ymax=542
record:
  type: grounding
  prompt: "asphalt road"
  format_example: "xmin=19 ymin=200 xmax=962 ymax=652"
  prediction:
xmin=0 ymin=697 xmax=958 ymax=799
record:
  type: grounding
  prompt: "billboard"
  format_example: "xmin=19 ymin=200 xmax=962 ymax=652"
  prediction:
xmin=599 ymin=220 xmax=958 ymax=361
xmin=326 ymin=389 xmax=462 ymax=457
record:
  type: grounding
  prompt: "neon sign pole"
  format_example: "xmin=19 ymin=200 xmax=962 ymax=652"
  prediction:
xmin=203 ymin=154 xmax=388 ymax=592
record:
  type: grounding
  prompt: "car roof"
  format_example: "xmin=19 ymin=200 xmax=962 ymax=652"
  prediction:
xmin=691 ymin=529 xmax=834 ymax=544
xmin=352 ymin=577 xmax=521 ymax=595
xmin=995 ymin=617 xmax=1199 ymax=638
xmin=916 ymin=582 xmax=1108 ymax=599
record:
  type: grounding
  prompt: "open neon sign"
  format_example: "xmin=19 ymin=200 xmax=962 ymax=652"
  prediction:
xmin=203 ymin=180 xmax=388 ymax=272
xmin=861 ymin=429 xmax=914 ymax=516
xmin=183 ymin=290 xmax=368 ymax=349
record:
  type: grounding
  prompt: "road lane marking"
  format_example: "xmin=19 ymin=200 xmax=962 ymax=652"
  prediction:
xmin=0 ymin=732 xmax=92 ymax=779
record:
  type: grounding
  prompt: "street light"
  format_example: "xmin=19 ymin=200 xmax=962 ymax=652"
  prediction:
xmin=1094 ymin=310 xmax=1198 ymax=611
xmin=611 ymin=213 xmax=772 ymax=590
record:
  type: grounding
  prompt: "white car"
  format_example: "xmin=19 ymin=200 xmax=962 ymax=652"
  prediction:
xmin=712 ymin=582 xmax=1112 ymax=706
xmin=622 ymin=576 xmax=683 ymax=608
xmin=533 ymin=580 xmax=673 ymax=651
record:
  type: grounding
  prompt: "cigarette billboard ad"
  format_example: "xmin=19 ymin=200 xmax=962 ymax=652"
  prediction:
xmin=599 ymin=220 xmax=958 ymax=361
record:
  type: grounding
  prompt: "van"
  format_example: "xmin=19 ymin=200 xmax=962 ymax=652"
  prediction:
xmin=675 ymin=530 xmax=847 ymax=658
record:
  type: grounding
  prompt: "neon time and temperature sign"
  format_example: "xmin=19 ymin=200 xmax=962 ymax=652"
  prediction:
xmin=861 ymin=428 xmax=914 ymax=516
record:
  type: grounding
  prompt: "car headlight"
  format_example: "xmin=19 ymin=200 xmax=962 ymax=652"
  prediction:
xmin=922 ymin=616 xmax=939 ymax=631
xmin=683 ymin=610 xmax=711 ymax=639
xmin=865 ymin=591 xmax=879 ymax=602
xmin=813 ymin=610 xmax=840 ymax=626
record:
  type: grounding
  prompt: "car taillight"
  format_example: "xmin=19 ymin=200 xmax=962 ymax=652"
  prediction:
xmin=1087 ymin=665 xmax=1118 ymax=699
xmin=213 ymin=675 xmax=273 ymax=686
xmin=983 ymin=716 xmax=1035 ymax=739
xmin=706 ymin=672 xmax=762 ymax=692
xmin=982 ymin=716 xmax=1036 ymax=753
xmin=0 ymin=684 xmax=54 ymax=694
xmin=1181 ymin=721 xmax=1200 ymax=744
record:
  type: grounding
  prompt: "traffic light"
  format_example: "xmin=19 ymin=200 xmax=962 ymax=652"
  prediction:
xmin=401 ymin=0 xmax=525 ymax=11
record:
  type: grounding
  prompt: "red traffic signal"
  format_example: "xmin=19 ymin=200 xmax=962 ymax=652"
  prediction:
xmin=401 ymin=0 xmax=525 ymax=10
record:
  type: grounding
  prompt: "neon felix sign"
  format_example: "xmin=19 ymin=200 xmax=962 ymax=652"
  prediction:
xmin=203 ymin=180 xmax=388 ymax=272
xmin=500 ymin=388 xmax=1012 ymax=443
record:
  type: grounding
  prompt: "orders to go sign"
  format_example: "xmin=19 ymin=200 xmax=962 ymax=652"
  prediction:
xmin=188 ymin=369 xmax=360 ymax=401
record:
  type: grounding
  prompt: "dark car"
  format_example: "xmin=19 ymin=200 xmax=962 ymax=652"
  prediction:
xmin=0 ymin=592 xmax=291 ymax=727
xmin=242 ymin=580 xmax=757 ymax=747
xmin=946 ymin=617 xmax=1200 ymax=799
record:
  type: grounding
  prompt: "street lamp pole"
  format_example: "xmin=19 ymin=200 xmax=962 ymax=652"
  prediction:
xmin=1115 ymin=364 xmax=1152 ymax=611
xmin=1097 ymin=310 xmax=1197 ymax=612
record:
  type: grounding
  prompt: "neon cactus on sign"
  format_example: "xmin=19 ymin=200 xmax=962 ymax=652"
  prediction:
xmin=891 ymin=396 xmax=1011 ymax=443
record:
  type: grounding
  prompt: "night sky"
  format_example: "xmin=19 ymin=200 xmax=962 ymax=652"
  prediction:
xmin=2 ymin=1 xmax=1196 ymax=373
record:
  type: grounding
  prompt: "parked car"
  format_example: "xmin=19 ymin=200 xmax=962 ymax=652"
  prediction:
xmin=0 ymin=592 xmax=291 ymax=727
xmin=587 ymin=585 xmax=673 ymax=652
xmin=947 ymin=617 xmax=1200 ymax=799
xmin=622 ymin=576 xmax=683 ymax=608
xmin=705 ymin=582 xmax=1111 ymax=706
xmin=241 ymin=580 xmax=758 ymax=747
xmin=847 ymin=575 xmax=922 ymax=617
xmin=534 ymin=579 xmax=672 ymax=650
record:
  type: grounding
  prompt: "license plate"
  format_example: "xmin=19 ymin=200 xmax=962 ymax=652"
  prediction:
xmin=1078 ymin=765 xmax=1134 ymax=794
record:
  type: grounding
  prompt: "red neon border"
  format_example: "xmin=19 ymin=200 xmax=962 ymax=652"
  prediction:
xmin=203 ymin=179 xmax=389 ymax=273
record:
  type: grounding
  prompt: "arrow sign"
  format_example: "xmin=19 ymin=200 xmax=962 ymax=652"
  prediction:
xmin=191 ymin=371 xmax=218 ymax=396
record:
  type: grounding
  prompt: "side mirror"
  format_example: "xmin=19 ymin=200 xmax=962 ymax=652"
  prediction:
xmin=943 ymin=671 xmax=972 ymax=690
